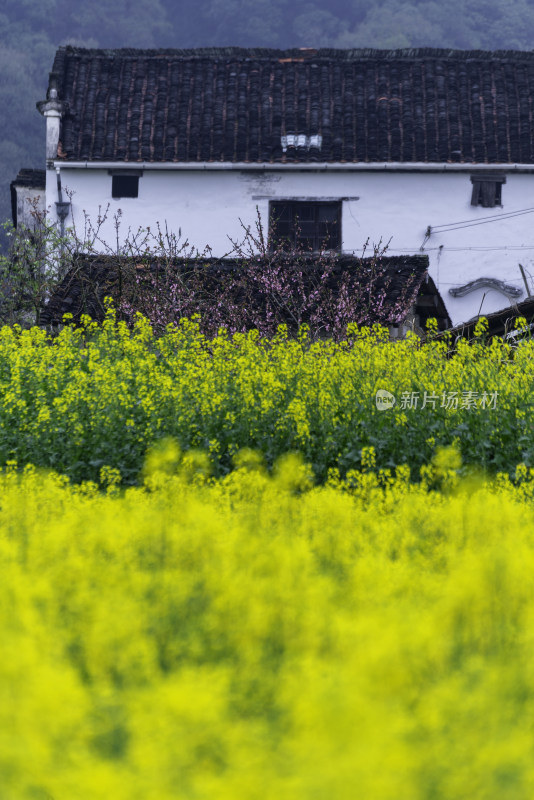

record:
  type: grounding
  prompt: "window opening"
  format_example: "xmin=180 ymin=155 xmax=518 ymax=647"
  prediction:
xmin=112 ymin=175 xmax=139 ymax=198
xmin=470 ymin=175 xmax=506 ymax=208
xmin=270 ymin=201 xmax=341 ymax=251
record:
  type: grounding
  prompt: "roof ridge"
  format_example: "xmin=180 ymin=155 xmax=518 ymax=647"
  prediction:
xmin=55 ymin=45 xmax=534 ymax=61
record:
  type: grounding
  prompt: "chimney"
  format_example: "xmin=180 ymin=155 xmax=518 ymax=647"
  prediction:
xmin=36 ymin=75 xmax=64 ymax=167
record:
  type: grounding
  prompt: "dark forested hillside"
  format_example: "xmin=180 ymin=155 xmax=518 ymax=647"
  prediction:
xmin=2 ymin=0 xmax=534 ymax=249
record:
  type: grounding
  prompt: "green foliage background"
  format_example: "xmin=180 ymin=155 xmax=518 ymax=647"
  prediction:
xmin=3 ymin=0 xmax=534 ymax=249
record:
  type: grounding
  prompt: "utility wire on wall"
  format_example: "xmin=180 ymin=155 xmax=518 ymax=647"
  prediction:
xmin=386 ymin=245 xmax=534 ymax=253
xmin=431 ymin=206 xmax=534 ymax=230
xmin=424 ymin=206 xmax=534 ymax=239
xmin=359 ymin=203 xmax=534 ymax=258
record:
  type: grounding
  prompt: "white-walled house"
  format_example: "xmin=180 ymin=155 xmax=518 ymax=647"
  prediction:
xmin=17 ymin=46 xmax=534 ymax=327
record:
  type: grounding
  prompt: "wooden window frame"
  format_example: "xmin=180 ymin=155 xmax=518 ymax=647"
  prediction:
xmin=111 ymin=171 xmax=141 ymax=199
xmin=470 ymin=174 xmax=506 ymax=208
xmin=269 ymin=200 xmax=341 ymax=252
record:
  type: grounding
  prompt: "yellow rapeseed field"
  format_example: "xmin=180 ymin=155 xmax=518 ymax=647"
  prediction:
xmin=3 ymin=449 xmax=534 ymax=799
xmin=0 ymin=311 xmax=529 ymax=483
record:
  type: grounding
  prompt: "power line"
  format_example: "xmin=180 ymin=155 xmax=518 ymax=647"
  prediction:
xmin=432 ymin=209 xmax=534 ymax=234
xmin=385 ymin=245 xmax=534 ymax=253
xmin=431 ymin=206 xmax=534 ymax=231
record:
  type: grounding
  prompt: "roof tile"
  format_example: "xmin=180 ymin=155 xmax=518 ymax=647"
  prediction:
xmin=47 ymin=46 xmax=534 ymax=164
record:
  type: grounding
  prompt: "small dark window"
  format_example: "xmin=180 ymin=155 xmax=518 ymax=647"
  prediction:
xmin=270 ymin=201 xmax=341 ymax=251
xmin=470 ymin=174 xmax=506 ymax=208
xmin=112 ymin=175 xmax=139 ymax=198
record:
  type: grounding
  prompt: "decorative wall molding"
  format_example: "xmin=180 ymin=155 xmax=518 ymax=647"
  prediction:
xmin=449 ymin=278 xmax=523 ymax=298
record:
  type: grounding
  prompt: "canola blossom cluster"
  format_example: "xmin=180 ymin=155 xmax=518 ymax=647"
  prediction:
xmin=3 ymin=313 xmax=534 ymax=798
xmin=0 ymin=311 xmax=531 ymax=484
xmin=3 ymin=453 xmax=534 ymax=799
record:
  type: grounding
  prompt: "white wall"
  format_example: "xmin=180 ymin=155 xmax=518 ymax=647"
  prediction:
xmin=47 ymin=167 xmax=534 ymax=326
xmin=14 ymin=185 xmax=45 ymax=229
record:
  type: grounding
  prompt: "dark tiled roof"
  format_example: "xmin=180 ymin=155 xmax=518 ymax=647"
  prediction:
xmin=47 ymin=46 xmax=534 ymax=165
xmin=40 ymin=253 xmax=449 ymax=331
xmin=445 ymin=295 xmax=534 ymax=339
xmin=11 ymin=169 xmax=46 ymax=189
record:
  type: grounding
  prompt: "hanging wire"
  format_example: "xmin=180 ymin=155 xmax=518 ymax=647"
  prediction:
xmin=430 ymin=206 xmax=534 ymax=233
xmin=384 ymin=245 xmax=534 ymax=253
xmin=431 ymin=206 xmax=534 ymax=228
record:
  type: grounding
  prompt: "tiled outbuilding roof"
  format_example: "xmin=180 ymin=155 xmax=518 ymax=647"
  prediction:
xmin=444 ymin=295 xmax=534 ymax=339
xmin=45 ymin=46 xmax=534 ymax=165
xmin=40 ymin=252 xmax=450 ymax=332
xmin=10 ymin=169 xmax=46 ymax=189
